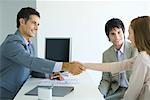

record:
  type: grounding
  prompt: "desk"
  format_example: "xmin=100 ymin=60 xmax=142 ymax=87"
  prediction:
xmin=14 ymin=71 xmax=105 ymax=100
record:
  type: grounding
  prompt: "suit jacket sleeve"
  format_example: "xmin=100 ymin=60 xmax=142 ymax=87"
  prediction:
xmin=2 ymin=38 xmax=56 ymax=74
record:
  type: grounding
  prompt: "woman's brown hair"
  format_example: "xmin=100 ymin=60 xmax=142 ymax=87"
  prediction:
xmin=130 ymin=16 xmax=150 ymax=55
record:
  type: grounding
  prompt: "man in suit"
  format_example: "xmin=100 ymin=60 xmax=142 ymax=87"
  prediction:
xmin=98 ymin=18 xmax=137 ymax=100
xmin=0 ymin=7 xmax=85 ymax=100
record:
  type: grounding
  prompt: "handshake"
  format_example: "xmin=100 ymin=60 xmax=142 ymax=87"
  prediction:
xmin=50 ymin=62 xmax=107 ymax=80
xmin=50 ymin=62 xmax=85 ymax=80
xmin=62 ymin=62 xmax=86 ymax=75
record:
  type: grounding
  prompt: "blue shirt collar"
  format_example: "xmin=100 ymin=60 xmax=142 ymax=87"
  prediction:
xmin=15 ymin=30 xmax=32 ymax=46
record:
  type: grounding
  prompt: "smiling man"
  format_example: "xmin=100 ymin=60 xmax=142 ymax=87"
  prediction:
xmin=98 ymin=18 xmax=137 ymax=100
xmin=0 ymin=7 xmax=85 ymax=100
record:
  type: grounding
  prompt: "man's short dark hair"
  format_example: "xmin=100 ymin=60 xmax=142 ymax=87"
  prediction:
xmin=17 ymin=7 xmax=40 ymax=28
xmin=105 ymin=18 xmax=125 ymax=41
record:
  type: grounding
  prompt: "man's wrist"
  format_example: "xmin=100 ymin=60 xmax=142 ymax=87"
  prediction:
xmin=62 ymin=62 xmax=70 ymax=71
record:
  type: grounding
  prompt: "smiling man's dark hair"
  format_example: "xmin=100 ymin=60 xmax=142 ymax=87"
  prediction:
xmin=17 ymin=7 xmax=40 ymax=28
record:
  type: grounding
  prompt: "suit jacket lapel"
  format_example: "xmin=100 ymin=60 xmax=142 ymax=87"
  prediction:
xmin=108 ymin=46 xmax=118 ymax=62
xmin=124 ymin=42 xmax=131 ymax=59
xmin=106 ymin=42 xmax=131 ymax=62
xmin=15 ymin=30 xmax=35 ymax=56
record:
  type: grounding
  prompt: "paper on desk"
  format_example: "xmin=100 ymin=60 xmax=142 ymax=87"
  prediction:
xmin=38 ymin=73 xmax=80 ymax=86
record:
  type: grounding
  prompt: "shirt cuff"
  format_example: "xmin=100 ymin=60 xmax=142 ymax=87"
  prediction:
xmin=53 ymin=62 xmax=63 ymax=72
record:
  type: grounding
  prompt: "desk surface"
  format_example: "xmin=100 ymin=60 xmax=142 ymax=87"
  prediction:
xmin=14 ymin=71 xmax=104 ymax=100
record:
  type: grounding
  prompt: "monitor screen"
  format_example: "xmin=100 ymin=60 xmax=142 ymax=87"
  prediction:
xmin=45 ymin=38 xmax=71 ymax=62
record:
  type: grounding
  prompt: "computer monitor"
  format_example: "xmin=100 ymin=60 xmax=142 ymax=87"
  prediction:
xmin=45 ymin=38 xmax=71 ymax=62
xmin=31 ymin=37 xmax=71 ymax=78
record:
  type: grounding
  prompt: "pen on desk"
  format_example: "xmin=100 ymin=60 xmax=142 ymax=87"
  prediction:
xmin=60 ymin=72 xmax=69 ymax=77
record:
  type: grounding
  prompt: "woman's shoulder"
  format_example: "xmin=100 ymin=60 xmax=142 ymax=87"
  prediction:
xmin=138 ymin=51 xmax=150 ymax=66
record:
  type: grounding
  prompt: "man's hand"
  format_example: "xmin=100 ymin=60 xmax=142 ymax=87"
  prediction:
xmin=49 ymin=72 xmax=64 ymax=80
xmin=62 ymin=61 xmax=85 ymax=75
